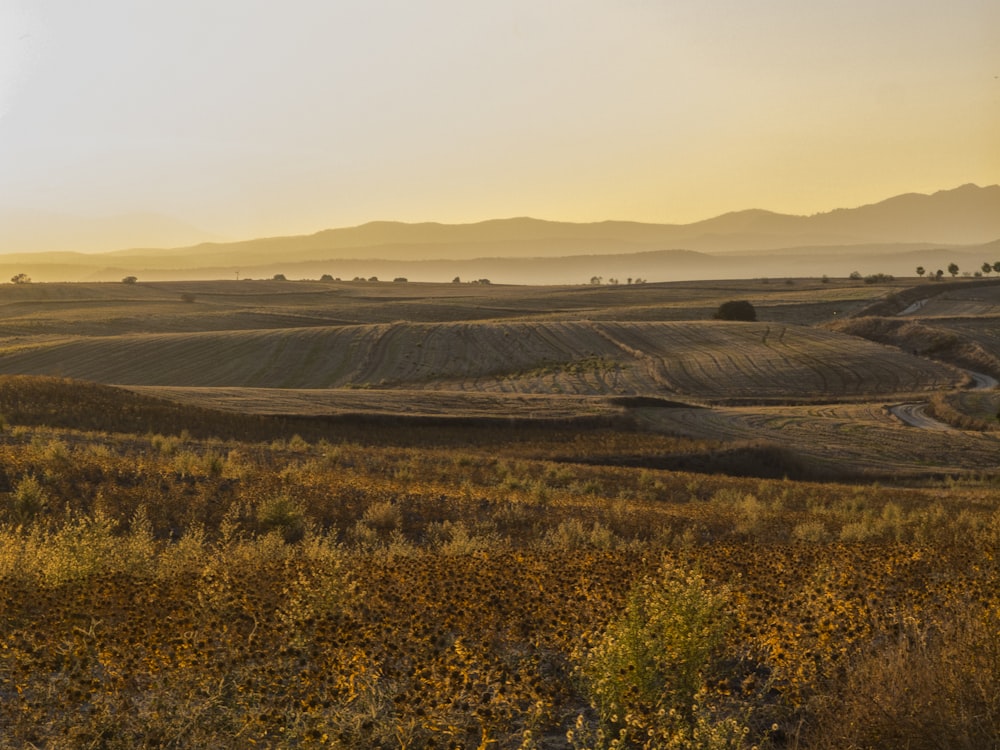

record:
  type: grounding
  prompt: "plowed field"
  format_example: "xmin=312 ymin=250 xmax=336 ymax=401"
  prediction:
xmin=0 ymin=320 xmax=960 ymax=403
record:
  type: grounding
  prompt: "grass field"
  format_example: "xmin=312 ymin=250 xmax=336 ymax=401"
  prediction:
xmin=0 ymin=276 xmax=998 ymax=748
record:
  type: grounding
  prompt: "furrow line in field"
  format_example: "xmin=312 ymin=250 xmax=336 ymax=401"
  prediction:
xmin=809 ymin=336 xmax=891 ymax=393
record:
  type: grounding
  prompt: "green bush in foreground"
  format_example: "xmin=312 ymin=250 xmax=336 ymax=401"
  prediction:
xmin=575 ymin=560 xmax=749 ymax=749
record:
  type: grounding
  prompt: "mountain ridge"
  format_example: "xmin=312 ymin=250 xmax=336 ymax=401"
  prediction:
xmin=105 ymin=183 xmax=1000 ymax=258
xmin=1 ymin=184 xmax=998 ymax=283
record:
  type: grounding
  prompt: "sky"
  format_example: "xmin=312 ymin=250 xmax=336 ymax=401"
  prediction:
xmin=0 ymin=0 xmax=998 ymax=248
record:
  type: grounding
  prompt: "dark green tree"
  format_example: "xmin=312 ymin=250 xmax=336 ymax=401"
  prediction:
xmin=713 ymin=300 xmax=757 ymax=321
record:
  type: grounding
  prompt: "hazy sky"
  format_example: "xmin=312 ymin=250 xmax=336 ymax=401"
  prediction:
xmin=1 ymin=0 xmax=998 ymax=244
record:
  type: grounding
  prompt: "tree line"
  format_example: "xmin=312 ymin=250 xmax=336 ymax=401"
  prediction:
xmin=916 ymin=261 xmax=1000 ymax=280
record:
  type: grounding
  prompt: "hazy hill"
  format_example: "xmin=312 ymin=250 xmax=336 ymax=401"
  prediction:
xmin=1 ymin=184 xmax=997 ymax=283
xmin=0 ymin=210 xmax=222 ymax=254
xmin=102 ymin=183 xmax=1000 ymax=261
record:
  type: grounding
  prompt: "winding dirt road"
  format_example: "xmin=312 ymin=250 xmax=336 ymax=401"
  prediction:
xmin=889 ymin=369 xmax=996 ymax=430
xmin=967 ymin=370 xmax=1000 ymax=389
xmin=888 ymin=402 xmax=953 ymax=431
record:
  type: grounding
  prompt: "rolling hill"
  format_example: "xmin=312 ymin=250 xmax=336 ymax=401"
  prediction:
xmin=0 ymin=319 xmax=961 ymax=404
xmin=0 ymin=276 xmax=994 ymax=476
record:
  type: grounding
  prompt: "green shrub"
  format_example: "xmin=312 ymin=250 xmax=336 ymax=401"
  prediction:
xmin=576 ymin=559 xmax=743 ymax=746
xmin=8 ymin=474 xmax=49 ymax=524
xmin=256 ymin=494 xmax=306 ymax=543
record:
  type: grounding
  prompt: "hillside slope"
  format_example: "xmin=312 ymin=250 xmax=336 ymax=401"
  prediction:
xmin=0 ymin=320 xmax=960 ymax=403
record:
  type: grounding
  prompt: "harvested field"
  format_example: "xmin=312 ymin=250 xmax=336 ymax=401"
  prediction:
xmin=0 ymin=320 xmax=960 ymax=403
xmin=0 ymin=277 xmax=900 ymax=335
xmin=897 ymin=282 xmax=1000 ymax=319
xmin=0 ymin=278 xmax=994 ymax=480
xmin=637 ymin=401 xmax=1000 ymax=477
xmin=831 ymin=316 xmax=1000 ymax=380
xmin=124 ymin=386 xmax=629 ymax=421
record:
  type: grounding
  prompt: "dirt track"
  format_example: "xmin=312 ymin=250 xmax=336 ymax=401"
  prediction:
xmin=888 ymin=402 xmax=953 ymax=431
xmin=888 ymin=369 xmax=996 ymax=431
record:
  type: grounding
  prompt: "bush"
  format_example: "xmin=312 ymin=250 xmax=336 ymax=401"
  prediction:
xmin=576 ymin=560 xmax=744 ymax=746
xmin=713 ymin=300 xmax=756 ymax=322
xmin=7 ymin=474 xmax=48 ymax=525
xmin=256 ymin=494 xmax=306 ymax=543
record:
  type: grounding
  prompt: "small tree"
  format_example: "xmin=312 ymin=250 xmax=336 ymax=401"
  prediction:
xmin=272 ymin=273 xmax=287 ymax=281
xmin=121 ymin=275 xmax=138 ymax=284
xmin=982 ymin=262 xmax=993 ymax=277
xmin=319 ymin=274 xmax=334 ymax=282
xmin=452 ymin=276 xmax=461 ymax=284
xmin=714 ymin=300 xmax=756 ymax=321
xmin=993 ymin=262 xmax=1000 ymax=275
xmin=10 ymin=273 xmax=30 ymax=284
xmin=916 ymin=266 xmax=925 ymax=278
xmin=948 ymin=262 xmax=959 ymax=278
xmin=935 ymin=269 xmax=944 ymax=281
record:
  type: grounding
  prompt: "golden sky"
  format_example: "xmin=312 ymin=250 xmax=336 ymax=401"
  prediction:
xmin=0 ymin=1 xmax=998 ymax=248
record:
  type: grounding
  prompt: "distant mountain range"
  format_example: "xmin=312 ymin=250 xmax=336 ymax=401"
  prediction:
xmin=1 ymin=184 xmax=998 ymax=284
xmin=0 ymin=210 xmax=223 ymax=255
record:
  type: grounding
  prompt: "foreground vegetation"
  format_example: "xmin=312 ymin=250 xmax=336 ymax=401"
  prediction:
xmin=1 ymin=277 xmax=999 ymax=747
xmin=0 ymin=379 xmax=998 ymax=749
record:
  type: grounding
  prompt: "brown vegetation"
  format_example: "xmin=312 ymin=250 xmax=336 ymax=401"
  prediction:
xmin=0 ymin=383 xmax=997 ymax=747
xmin=0 ymin=277 xmax=998 ymax=747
